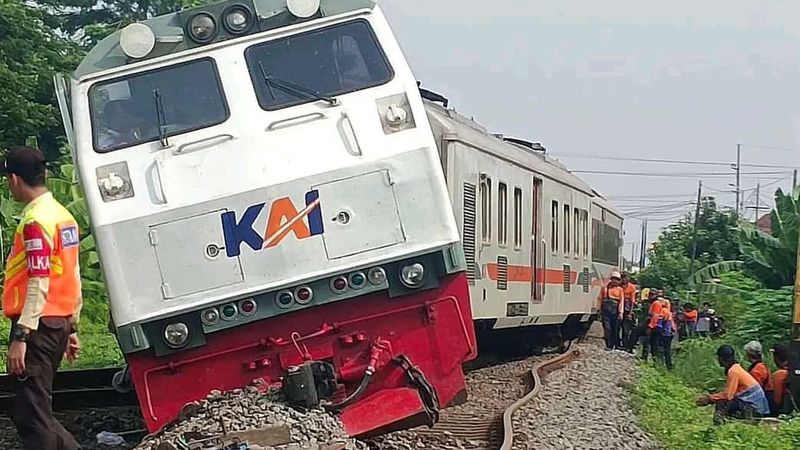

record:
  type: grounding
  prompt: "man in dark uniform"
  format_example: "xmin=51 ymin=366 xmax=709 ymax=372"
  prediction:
xmin=2 ymin=147 xmax=83 ymax=450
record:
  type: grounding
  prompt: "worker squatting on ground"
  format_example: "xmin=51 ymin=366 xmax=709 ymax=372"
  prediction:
xmin=744 ymin=341 xmax=771 ymax=391
xmin=696 ymin=345 xmax=770 ymax=424
xmin=598 ymin=271 xmax=625 ymax=350
xmin=2 ymin=147 xmax=83 ymax=450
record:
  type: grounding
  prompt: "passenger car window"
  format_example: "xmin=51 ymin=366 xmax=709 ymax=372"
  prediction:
xmin=89 ymin=58 xmax=228 ymax=153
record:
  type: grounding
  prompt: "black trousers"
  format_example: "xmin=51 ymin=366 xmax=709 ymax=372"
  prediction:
xmin=626 ymin=323 xmax=649 ymax=356
xmin=658 ymin=334 xmax=673 ymax=370
xmin=621 ymin=317 xmax=635 ymax=350
xmin=9 ymin=318 xmax=79 ymax=450
xmin=602 ymin=311 xmax=620 ymax=349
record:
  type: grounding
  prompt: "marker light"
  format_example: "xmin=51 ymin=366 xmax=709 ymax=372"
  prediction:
xmin=96 ymin=162 xmax=134 ymax=202
xmin=276 ymin=290 xmax=294 ymax=309
xmin=349 ymin=272 xmax=367 ymax=289
xmin=239 ymin=299 xmax=257 ymax=316
xmin=187 ymin=12 xmax=217 ymax=43
xmin=120 ymin=23 xmax=156 ymax=59
xmin=368 ymin=267 xmax=387 ymax=285
xmin=164 ymin=322 xmax=190 ymax=348
xmin=330 ymin=276 xmax=348 ymax=294
xmin=223 ymin=4 xmax=253 ymax=35
xmin=201 ymin=308 xmax=220 ymax=326
xmin=286 ymin=0 xmax=320 ymax=18
xmin=295 ymin=286 xmax=313 ymax=305
xmin=376 ymin=94 xmax=416 ymax=134
xmin=220 ymin=303 xmax=238 ymax=321
xmin=400 ymin=263 xmax=426 ymax=288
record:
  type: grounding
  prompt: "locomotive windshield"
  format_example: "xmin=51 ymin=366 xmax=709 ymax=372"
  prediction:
xmin=89 ymin=58 xmax=229 ymax=152
xmin=245 ymin=20 xmax=393 ymax=111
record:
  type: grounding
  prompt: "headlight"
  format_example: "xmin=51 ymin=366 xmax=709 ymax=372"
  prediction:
xmin=400 ymin=263 xmax=425 ymax=288
xmin=119 ymin=23 xmax=155 ymax=59
xmin=187 ymin=12 xmax=217 ymax=43
xmin=164 ymin=323 xmax=190 ymax=348
xmin=223 ymin=4 xmax=253 ymax=35
xmin=376 ymin=93 xmax=416 ymax=134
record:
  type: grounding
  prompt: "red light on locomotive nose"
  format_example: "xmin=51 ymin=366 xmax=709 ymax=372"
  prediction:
xmin=295 ymin=286 xmax=313 ymax=304
xmin=239 ymin=299 xmax=257 ymax=316
xmin=331 ymin=276 xmax=348 ymax=293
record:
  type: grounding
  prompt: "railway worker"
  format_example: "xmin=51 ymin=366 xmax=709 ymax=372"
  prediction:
xmin=768 ymin=343 xmax=793 ymax=416
xmin=683 ymin=304 xmax=698 ymax=338
xmin=619 ymin=273 xmax=637 ymax=352
xmin=744 ymin=341 xmax=771 ymax=390
xmin=2 ymin=146 xmax=82 ymax=450
xmin=626 ymin=290 xmax=659 ymax=358
xmin=697 ymin=345 xmax=770 ymax=424
xmin=598 ymin=271 xmax=625 ymax=351
xmin=649 ymin=298 xmax=676 ymax=370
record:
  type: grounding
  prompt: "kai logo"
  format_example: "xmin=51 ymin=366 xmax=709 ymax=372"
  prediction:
xmin=221 ymin=190 xmax=324 ymax=257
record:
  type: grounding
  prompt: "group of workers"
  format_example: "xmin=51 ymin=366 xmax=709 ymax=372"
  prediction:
xmin=598 ymin=270 xmax=795 ymax=424
xmin=697 ymin=341 xmax=794 ymax=423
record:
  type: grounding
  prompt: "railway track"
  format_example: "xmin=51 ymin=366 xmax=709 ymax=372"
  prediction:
xmin=376 ymin=345 xmax=583 ymax=450
xmin=0 ymin=367 xmax=138 ymax=413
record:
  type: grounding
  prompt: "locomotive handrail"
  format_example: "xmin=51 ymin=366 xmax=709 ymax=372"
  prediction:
xmin=266 ymin=112 xmax=327 ymax=131
xmin=540 ymin=238 xmax=547 ymax=297
xmin=173 ymin=133 xmax=235 ymax=155
xmin=152 ymin=159 xmax=168 ymax=204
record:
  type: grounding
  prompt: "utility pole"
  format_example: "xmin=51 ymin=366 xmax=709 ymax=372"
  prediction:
xmin=735 ymin=144 xmax=741 ymax=216
xmin=754 ymin=183 xmax=761 ymax=222
xmin=789 ymin=221 xmax=800 ymax=407
xmin=639 ymin=219 xmax=648 ymax=269
xmin=630 ymin=242 xmax=636 ymax=269
xmin=689 ymin=180 xmax=703 ymax=276
xmin=794 ymin=169 xmax=798 ymax=190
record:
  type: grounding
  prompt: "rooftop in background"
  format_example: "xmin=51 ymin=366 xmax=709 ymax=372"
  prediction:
xmin=74 ymin=0 xmax=376 ymax=80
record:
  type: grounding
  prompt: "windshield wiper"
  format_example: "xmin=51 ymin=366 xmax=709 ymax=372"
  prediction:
xmin=153 ymin=89 xmax=170 ymax=147
xmin=258 ymin=62 xmax=339 ymax=107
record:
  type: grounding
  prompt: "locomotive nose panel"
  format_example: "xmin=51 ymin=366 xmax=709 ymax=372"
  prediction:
xmin=150 ymin=209 xmax=245 ymax=298
xmin=314 ymin=170 xmax=405 ymax=259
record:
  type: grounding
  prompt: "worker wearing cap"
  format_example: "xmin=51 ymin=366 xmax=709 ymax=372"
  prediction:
xmin=598 ymin=270 xmax=625 ymax=350
xmin=2 ymin=146 xmax=82 ymax=450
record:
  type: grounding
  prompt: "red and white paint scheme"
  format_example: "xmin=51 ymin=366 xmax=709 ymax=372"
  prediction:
xmin=55 ymin=0 xmax=476 ymax=437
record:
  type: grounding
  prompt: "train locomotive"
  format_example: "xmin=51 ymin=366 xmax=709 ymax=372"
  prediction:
xmin=55 ymin=0 xmax=477 ymax=437
xmin=54 ymin=0 xmax=623 ymax=438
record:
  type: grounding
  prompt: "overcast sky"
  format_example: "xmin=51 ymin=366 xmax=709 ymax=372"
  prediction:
xmin=380 ymin=0 xmax=800 ymax=257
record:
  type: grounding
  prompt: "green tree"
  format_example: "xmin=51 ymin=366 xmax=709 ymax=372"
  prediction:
xmin=0 ymin=0 xmax=80 ymax=157
xmin=638 ymin=197 xmax=741 ymax=291
xmin=37 ymin=0 xmax=211 ymax=48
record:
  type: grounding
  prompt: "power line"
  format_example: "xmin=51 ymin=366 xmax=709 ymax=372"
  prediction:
xmin=572 ymin=169 xmax=789 ymax=178
xmin=553 ymin=153 xmax=800 ymax=169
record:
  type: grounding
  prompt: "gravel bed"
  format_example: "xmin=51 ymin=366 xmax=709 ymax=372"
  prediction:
xmin=135 ymin=382 xmax=367 ymax=450
xmin=511 ymin=343 xmax=660 ymax=450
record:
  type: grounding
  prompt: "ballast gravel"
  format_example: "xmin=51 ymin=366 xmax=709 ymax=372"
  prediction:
xmin=510 ymin=343 xmax=660 ymax=450
xmin=135 ymin=383 xmax=368 ymax=450
xmin=373 ymin=341 xmax=659 ymax=450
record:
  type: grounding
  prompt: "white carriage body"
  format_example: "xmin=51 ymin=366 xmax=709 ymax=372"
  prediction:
xmin=425 ymin=101 xmax=623 ymax=330
xmin=59 ymin=2 xmax=462 ymax=331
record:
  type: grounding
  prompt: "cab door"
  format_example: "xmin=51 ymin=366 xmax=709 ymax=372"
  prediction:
xmin=53 ymin=74 xmax=77 ymax=166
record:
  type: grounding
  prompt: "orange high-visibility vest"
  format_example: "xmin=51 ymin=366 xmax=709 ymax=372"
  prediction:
xmin=2 ymin=193 xmax=80 ymax=318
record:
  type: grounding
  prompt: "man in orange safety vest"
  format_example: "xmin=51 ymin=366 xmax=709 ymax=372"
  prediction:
xmin=2 ymin=146 xmax=82 ymax=450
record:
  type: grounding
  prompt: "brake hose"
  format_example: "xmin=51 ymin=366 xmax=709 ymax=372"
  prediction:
xmin=324 ymin=371 xmax=373 ymax=410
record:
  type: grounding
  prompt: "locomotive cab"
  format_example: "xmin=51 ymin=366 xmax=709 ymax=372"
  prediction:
xmin=56 ymin=0 xmax=476 ymax=436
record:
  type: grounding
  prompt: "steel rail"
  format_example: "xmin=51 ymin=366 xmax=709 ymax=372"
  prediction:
xmin=499 ymin=348 xmax=581 ymax=450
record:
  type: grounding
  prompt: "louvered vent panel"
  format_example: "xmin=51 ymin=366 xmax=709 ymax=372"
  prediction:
xmin=563 ymin=264 xmax=571 ymax=292
xmin=463 ymin=182 xmax=477 ymax=283
xmin=497 ymin=256 xmax=508 ymax=291
xmin=582 ymin=268 xmax=590 ymax=293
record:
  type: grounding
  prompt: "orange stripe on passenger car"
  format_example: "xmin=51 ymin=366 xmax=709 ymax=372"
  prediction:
xmin=486 ymin=263 xmax=577 ymax=284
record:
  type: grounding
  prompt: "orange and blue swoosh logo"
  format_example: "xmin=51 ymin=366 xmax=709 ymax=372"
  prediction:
xmin=221 ymin=190 xmax=324 ymax=257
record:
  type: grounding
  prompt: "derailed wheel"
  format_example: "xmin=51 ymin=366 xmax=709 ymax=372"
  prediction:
xmin=112 ymin=366 xmax=133 ymax=394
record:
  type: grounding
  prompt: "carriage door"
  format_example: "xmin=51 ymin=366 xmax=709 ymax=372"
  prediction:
xmin=531 ymin=178 xmax=543 ymax=302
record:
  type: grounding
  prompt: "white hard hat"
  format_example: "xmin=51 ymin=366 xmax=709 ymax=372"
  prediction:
xmin=610 ymin=271 xmax=621 ymax=279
